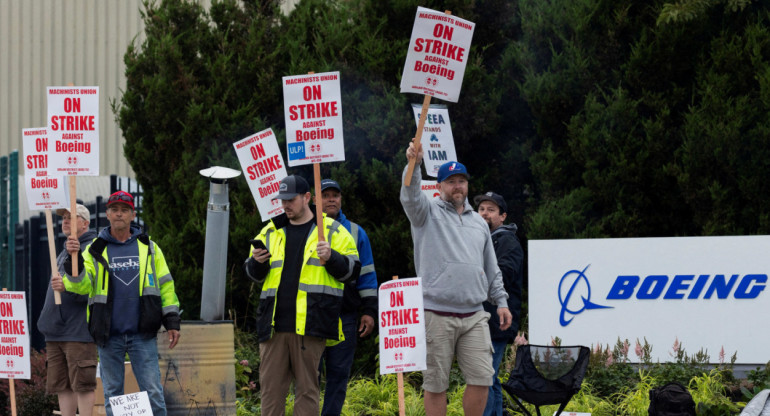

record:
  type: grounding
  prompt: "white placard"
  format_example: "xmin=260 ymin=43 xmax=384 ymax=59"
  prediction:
xmin=282 ymin=72 xmax=345 ymax=166
xmin=529 ymin=236 xmax=770 ymax=363
xmin=0 ymin=292 xmax=31 ymax=380
xmin=22 ymin=128 xmax=69 ymax=210
xmin=109 ymin=391 xmax=153 ymax=416
xmin=379 ymin=278 xmax=426 ymax=374
xmin=46 ymin=86 xmax=99 ymax=176
xmin=421 ymin=180 xmax=439 ymax=200
xmin=400 ymin=7 xmax=475 ymax=102
xmin=411 ymin=104 xmax=457 ymax=177
xmin=233 ymin=128 xmax=287 ymax=220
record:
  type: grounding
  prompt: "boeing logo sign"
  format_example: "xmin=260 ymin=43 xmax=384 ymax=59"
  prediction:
xmin=558 ymin=265 xmax=611 ymax=327
xmin=558 ymin=267 xmax=766 ymax=326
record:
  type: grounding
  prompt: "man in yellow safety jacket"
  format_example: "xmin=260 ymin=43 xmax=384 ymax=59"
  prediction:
xmin=244 ymin=175 xmax=360 ymax=416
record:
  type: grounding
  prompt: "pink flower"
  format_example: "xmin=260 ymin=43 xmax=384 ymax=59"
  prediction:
xmin=605 ymin=354 xmax=614 ymax=367
xmin=635 ymin=340 xmax=643 ymax=358
xmin=593 ymin=343 xmax=602 ymax=354
xmin=249 ymin=381 xmax=257 ymax=390
xmin=672 ymin=337 xmax=680 ymax=354
xmin=240 ymin=360 xmax=249 ymax=367
xmin=621 ymin=340 xmax=630 ymax=359
xmin=719 ymin=347 xmax=725 ymax=364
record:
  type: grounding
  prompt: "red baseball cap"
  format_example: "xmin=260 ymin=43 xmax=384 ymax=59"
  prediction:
xmin=106 ymin=190 xmax=135 ymax=210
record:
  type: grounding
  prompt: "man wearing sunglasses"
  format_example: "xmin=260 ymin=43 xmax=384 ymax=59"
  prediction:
xmin=53 ymin=190 xmax=181 ymax=416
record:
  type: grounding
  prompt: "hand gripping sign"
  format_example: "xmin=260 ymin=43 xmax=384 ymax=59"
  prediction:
xmin=401 ymin=8 xmax=475 ymax=186
xmin=411 ymin=104 xmax=457 ymax=177
xmin=282 ymin=71 xmax=345 ymax=167
xmin=46 ymin=86 xmax=99 ymax=176
xmin=379 ymin=278 xmax=426 ymax=375
xmin=233 ymin=128 xmax=288 ymax=220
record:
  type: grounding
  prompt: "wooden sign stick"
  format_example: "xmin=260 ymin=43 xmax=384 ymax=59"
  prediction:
xmin=44 ymin=209 xmax=62 ymax=304
xmin=392 ymin=275 xmax=406 ymax=416
xmin=66 ymin=82 xmax=79 ymax=278
xmin=403 ymin=95 xmax=431 ymax=186
xmin=305 ymin=72 xmax=327 ymax=264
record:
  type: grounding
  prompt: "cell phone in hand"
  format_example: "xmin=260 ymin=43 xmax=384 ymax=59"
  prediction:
xmin=250 ymin=239 xmax=270 ymax=256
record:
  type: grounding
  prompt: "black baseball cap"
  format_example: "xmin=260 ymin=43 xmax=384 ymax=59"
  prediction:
xmin=473 ymin=191 xmax=508 ymax=214
xmin=320 ymin=179 xmax=341 ymax=192
xmin=272 ymin=175 xmax=310 ymax=200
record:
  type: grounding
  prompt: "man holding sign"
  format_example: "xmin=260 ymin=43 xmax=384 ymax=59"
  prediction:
xmin=401 ymin=142 xmax=512 ymax=416
xmin=53 ymin=191 xmax=181 ymax=416
xmin=243 ymin=175 xmax=360 ymax=416
xmin=37 ymin=204 xmax=98 ymax=416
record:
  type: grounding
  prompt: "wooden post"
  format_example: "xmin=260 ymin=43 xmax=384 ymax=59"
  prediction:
xmin=66 ymin=82 xmax=78 ymax=277
xmin=306 ymin=72 xmax=326 ymax=265
xmin=392 ymin=275 xmax=406 ymax=416
xmin=403 ymin=95 xmax=431 ymax=186
xmin=44 ymin=209 xmax=62 ymax=304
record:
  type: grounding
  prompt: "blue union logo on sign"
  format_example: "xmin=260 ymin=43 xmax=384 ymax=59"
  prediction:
xmin=288 ymin=142 xmax=305 ymax=160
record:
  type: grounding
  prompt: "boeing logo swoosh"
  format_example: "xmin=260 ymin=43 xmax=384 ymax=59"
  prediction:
xmin=559 ymin=265 xmax=612 ymax=326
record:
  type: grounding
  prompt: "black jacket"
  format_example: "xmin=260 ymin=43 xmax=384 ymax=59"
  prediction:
xmin=483 ymin=223 xmax=524 ymax=342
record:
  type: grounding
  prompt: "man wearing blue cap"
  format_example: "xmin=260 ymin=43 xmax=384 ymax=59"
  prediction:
xmin=401 ymin=141 xmax=512 ymax=416
xmin=316 ymin=178 xmax=378 ymax=416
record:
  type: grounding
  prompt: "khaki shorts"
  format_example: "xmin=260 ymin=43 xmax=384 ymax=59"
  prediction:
xmin=422 ymin=310 xmax=494 ymax=393
xmin=46 ymin=341 xmax=98 ymax=393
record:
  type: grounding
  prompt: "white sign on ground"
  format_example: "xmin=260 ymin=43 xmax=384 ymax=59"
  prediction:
xmin=109 ymin=391 xmax=152 ymax=416
xmin=529 ymin=236 xmax=770 ymax=363
xmin=46 ymin=86 xmax=99 ymax=175
xmin=282 ymin=72 xmax=344 ymax=166
xmin=379 ymin=278 xmax=426 ymax=374
xmin=233 ymin=128 xmax=287 ymax=220
xmin=0 ymin=292 xmax=31 ymax=379
xmin=22 ymin=128 xmax=69 ymax=210
xmin=400 ymin=7 xmax=475 ymax=102
xmin=411 ymin=104 xmax=457 ymax=177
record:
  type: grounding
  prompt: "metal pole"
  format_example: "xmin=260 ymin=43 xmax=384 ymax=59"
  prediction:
xmin=199 ymin=166 xmax=241 ymax=322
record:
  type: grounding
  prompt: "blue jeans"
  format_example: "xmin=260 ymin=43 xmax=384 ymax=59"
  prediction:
xmin=320 ymin=314 xmax=358 ymax=416
xmin=98 ymin=333 xmax=166 ymax=416
xmin=483 ymin=340 xmax=509 ymax=416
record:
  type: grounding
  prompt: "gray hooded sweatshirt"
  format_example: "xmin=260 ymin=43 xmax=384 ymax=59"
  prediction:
xmin=400 ymin=164 xmax=508 ymax=313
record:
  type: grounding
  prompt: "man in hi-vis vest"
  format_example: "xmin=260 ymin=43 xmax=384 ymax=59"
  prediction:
xmin=244 ymin=175 xmax=361 ymax=416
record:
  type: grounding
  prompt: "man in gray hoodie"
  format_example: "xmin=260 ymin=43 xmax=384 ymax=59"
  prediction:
xmin=401 ymin=141 xmax=512 ymax=416
xmin=37 ymin=204 xmax=98 ymax=416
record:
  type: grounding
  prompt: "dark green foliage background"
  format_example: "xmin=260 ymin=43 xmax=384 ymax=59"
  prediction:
xmin=114 ymin=0 xmax=770 ymax=362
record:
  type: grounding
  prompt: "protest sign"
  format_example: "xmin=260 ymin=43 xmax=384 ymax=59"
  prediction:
xmin=0 ymin=292 xmax=31 ymax=380
xmin=282 ymin=72 xmax=344 ymax=167
xmin=420 ymin=180 xmax=439 ymax=200
xmin=46 ymin=86 xmax=99 ymax=176
xmin=109 ymin=391 xmax=153 ymax=416
xmin=233 ymin=128 xmax=287 ymax=220
xmin=22 ymin=128 xmax=68 ymax=210
xmin=400 ymin=7 xmax=475 ymax=103
xmin=379 ymin=278 xmax=426 ymax=375
xmin=411 ymin=104 xmax=457 ymax=177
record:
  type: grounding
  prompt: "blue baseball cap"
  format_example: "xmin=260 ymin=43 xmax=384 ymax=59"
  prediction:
xmin=436 ymin=161 xmax=470 ymax=183
xmin=320 ymin=179 xmax=342 ymax=192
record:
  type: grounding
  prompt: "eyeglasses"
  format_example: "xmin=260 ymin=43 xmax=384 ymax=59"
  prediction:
xmin=108 ymin=193 xmax=133 ymax=204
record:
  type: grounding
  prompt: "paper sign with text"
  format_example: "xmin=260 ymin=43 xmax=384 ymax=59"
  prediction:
xmin=411 ymin=104 xmax=457 ymax=176
xmin=233 ymin=128 xmax=287 ymax=220
xmin=379 ymin=278 xmax=426 ymax=374
xmin=22 ymin=128 xmax=69 ymax=210
xmin=46 ymin=86 xmax=99 ymax=176
xmin=282 ymin=72 xmax=345 ymax=166
xmin=109 ymin=391 xmax=152 ymax=416
xmin=400 ymin=7 xmax=475 ymax=102
xmin=0 ymin=292 xmax=31 ymax=380
xmin=421 ymin=180 xmax=439 ymax=200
